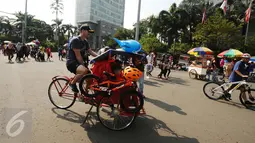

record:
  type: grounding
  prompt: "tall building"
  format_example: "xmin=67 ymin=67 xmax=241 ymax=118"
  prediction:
xmin=75 ymin=0 xmax=125 ymax=49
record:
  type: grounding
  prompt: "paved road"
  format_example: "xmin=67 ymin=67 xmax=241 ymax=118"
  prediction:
xmin=0 ymin=53 xmax=255 ymax=143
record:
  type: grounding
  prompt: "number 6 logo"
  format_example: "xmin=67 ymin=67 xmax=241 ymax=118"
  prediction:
xmin=6 ymin=111 xmax=28 ymax=137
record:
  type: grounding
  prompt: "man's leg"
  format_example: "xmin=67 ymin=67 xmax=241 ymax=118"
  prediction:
xmin=69 ymin=65 xmax=90 ymax=93
xmin=241 ymin=86 xmax=255 ymax=104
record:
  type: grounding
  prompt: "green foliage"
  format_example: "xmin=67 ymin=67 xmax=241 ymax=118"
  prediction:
xmin=139 ymin=34 xmax=167 ymax=53
xmin=114 ymin=28 xmax=134 ymax=40
xmin=193 ymin=11 xmax=243 ymax=53
xmin=169 ymin=43 xmax=191 ymax=54
xmin=246 ymin=34 xmax=255 ymax=56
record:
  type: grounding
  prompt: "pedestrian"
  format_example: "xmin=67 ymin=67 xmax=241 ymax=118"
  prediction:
xmin=133 ymin=56 xmax=147 ymax=98
xmin=224 ymin=58 xmax=233 ymax=81
xmin=6 ymin=42 xmax=14 ymax=62
xmin=164 ymin=60 xmax=171 ymax=79
xmin=210 ymin=58 xmax=217 ymax=81
xmin=58 ymin=47 xmax=62 ymax=60
xmin=146 ymin=53 xmax=154 ymax=78
xmin=46 ymin=47 xmax=52 ymax=61
xmin=158 ymin=60 xmax=166 ymax=79
xmin=206 ymin=58 xmax=211 ymax=80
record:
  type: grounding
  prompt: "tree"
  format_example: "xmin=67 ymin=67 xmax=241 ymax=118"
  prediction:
xmin=62 ymin=24 xmax=74 ymax=40
xmin=114 ymin=28 xmax=134 ymax=40
xmin=50 ymin=0 xmax=64 ymax=20
xmin=246 ymin=34 xmax=255 ymax=55
xmin=133 ymin=19 xmax=150 ymax=39
xmin=193 ymin=11 xmax=243 ymax=53
xmin=139 ymin=34 xmax=167 ymax=53
xmin=158 ymin=3 xmax=181 ymax=46
xmin=169 ymin=43 xmax=191 ymax=54
xmin=178 ymin=0 xmax=215 ymax=45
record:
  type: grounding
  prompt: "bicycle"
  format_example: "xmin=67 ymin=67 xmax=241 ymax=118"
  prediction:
xmin=48 ymin=72 xmax=145 ymax=131
xmin=203 ymin=79 xmax=255 ymax=109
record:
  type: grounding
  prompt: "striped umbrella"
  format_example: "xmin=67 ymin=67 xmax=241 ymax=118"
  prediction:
xmin=217 ymin=49 xmax=243 ymax=58
xmin=187 ymin=47 xmax=213 ymax=56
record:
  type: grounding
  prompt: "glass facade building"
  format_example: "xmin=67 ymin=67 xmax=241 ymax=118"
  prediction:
xmin=75 ymin=0 xmax=125 ymax=27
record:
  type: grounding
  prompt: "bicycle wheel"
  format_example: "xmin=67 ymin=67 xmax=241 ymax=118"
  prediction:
xmin=120 ymin=90 xmax=144 ymax=113
xmin=79 ymin=74 xmax=101 ymax=97
xmin=239 ymin=88 xmax=255 ymax=110
xmin=97 ymin=97 xmax=136 ymax=131
xmin=48 ymin=78 xmax=76 ymax=109
xmin=189 ymin=69 xmax=197 ymax=79
xmin=203 ymin=82 xmax=224 ymax=100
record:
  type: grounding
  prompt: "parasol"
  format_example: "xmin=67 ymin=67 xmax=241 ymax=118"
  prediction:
xmin=187 ymin=47 xmax=213 ymax=56
xmin=217 ymin=49 xmax=243 ymax=58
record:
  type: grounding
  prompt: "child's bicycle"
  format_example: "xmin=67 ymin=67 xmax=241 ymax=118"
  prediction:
xmin=203 ymin=78 xmax=255 ymax=109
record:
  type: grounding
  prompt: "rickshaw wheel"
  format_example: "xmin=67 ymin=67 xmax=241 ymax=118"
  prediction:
xmin=189 ymin=69 xmax=197 ymax=79
xmin=97 ymin=97 xmax=136 ymax=131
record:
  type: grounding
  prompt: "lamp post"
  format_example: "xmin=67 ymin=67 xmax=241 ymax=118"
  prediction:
xmin=135 ymin=0 xmax=141 ymax=41
xmin=22 ymin=0 xmax=28 ymax=44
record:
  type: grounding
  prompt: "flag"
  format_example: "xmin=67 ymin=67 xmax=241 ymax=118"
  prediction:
xmin=202 ymin=8 xmax=206 ymax=24
xmin=245 ymin=0 xmax=254 ymax=23
xmin=220 ymin=0 xmax=227 ymax=15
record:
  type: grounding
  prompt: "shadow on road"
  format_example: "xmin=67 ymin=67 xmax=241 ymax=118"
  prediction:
xmin=51 ymin=108 xmax=198 ymax=143
xmin=216 ymin=100 xmax=250 ymax=110
xmin=6 ymin=61 xmax=14 ymax=64
xmin=145 ymin=97 xmax=187 ymax=115
xmin=144 ymin=80 xmax=163 ymax=87
xmin=85 ymin=115 xmax=199 ymax=143
xmin=51 ymin=108 xmax=86 ymax=124
xmin=148 ymin=76 xmax=188 ymax=86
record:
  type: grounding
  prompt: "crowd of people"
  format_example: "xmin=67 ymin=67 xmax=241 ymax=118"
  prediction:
xmin=0 ymin=41 xmax=71 ymax=63
xmin=204 ymin=56 xmax=255 ymax=82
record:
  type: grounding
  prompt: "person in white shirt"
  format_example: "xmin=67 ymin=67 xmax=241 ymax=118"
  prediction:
xmin=146 ymin=53 xmax=154 ymax=78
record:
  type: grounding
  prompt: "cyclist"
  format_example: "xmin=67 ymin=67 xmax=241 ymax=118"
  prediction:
xmin=66 ymin=24 xmax=98 ymax=93
xmin=226 ymin=53 xmax=254 ymax=104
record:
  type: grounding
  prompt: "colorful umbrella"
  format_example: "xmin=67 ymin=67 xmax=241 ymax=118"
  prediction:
xmin=250 ymin=56 xmax=255 ymax=62
xmin=187 ymin=47 xmax=213 ymax=56
xmin=217 ymin=49 xmax=243 ymax=58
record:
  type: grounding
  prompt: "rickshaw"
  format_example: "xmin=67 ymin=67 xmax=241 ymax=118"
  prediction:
xmin=48 ymin=39 xmax=146 ymax=131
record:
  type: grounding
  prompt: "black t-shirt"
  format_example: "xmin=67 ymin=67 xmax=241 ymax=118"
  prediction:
xmin=66 ymin=36 xmax=90 ymax=65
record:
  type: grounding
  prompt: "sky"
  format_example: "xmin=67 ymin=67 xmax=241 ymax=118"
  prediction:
xmin=0 ymin=0 xmax=182 ymax=29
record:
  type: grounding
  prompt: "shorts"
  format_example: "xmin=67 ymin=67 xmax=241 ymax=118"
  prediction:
xmin=67 ymin=61 xmax=80 ymax=74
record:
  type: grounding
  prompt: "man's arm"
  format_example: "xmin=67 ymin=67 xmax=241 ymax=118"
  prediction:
xmin=73 ymin=49 xmax=83 ymax=65
xmin=88 ymin=48 xmax=98 ymax=57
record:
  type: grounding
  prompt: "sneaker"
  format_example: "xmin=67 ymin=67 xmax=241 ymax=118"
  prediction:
xmin=69 ymin=83 xmax=79 ymax=93
xmin=224 ymin=92 xmax=232 ymax=100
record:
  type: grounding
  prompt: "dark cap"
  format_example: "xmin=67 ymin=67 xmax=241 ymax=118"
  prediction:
xmin=80 ymin=24 xmax=94 ymax=33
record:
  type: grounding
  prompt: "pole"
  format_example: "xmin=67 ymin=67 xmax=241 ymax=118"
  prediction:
xmin=244 ymin=0 xmax=253 ymax=47
xmin=244 ymin=21 xmax=250 ymax=46
xmin=135 ymin=0 xmax=141 ymax=41
xmin=22 ymin=0 xmax=28 ymax=44
xmin=24 ymin=0 xmax=28 ymax=43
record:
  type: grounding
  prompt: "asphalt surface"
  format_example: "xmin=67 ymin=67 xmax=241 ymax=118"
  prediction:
xmin=0 ymin=53 xmax=255 ymax=143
